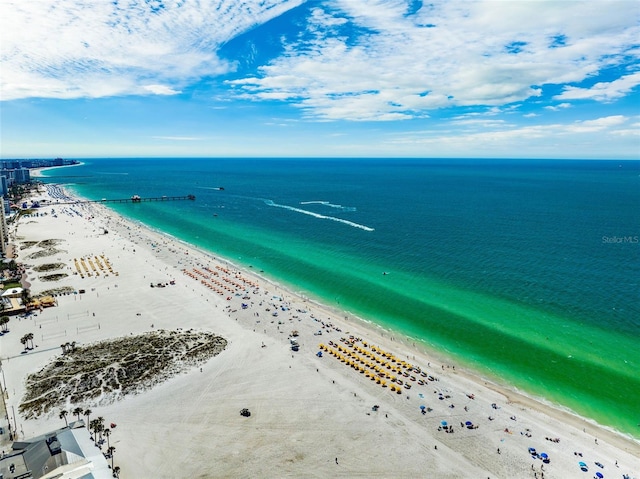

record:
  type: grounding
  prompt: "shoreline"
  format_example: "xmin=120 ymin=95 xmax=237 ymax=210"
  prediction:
xmin=131 ymin=212 xmax=640 ymax=449
xmin=114 ymin=203 xmax=640 ymax=448
xmin=4 ymin=180 xmax=638 ymax=477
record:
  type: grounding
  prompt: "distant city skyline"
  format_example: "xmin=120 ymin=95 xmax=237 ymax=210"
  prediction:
xmin=1 ymin=1 xmax=639 ymax=159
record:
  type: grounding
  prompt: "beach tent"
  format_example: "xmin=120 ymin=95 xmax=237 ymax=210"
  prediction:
xmin=40 ymin=296 xmax=56 ymax=306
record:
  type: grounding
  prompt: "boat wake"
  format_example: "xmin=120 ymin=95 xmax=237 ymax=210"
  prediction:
xmin=264 ymin=200 xmax=374 ymax=232
xmin=299 ymin=200 xmax=356 ymax=212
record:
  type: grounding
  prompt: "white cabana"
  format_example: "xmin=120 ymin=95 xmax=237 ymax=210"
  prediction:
xmin=2 ymin=287 xmax=23 ymax=297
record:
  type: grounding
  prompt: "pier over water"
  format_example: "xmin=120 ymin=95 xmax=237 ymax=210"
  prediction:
xmin=50 ymin=194 xmax=196 ymax=205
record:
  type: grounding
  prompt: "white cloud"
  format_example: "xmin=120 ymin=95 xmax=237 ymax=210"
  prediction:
xmin=395 ymin=115 xmax=631 ymax=146
xmin=554 ymin=71 xmax=640 ymax=102
xmin=144 ymin=85 xmax=181 ymax=96
xmin=0 ymin=0 xmax=304 ymax=100
xmin=2 ymin=0 xmax=639 ymax=130
xmin=611 ymin=126 xmax=640 ymax=137
xmin=450 ymin=119 xmax=508 ymax=128
xmin=229 ymin=0 xmax=640 ymax=120
xmin=564 ymin=115 xmax=627 ymax=133
xmin=545 ymin=103 xmax=572 ymax=111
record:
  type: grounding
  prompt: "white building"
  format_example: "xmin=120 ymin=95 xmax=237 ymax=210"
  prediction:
xmin=0 ymin=422 xmax=113 ymax=479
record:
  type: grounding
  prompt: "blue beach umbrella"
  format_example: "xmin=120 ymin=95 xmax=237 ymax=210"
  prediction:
xmin=578 ymin=462 xmax=587 ymax=467
xmin=465 ymin=421 xmax=472 ymax=426
xmin=540 ymin=453 xmax=548 ymax=459
xmin=528 ymin=447 xmax=537 ymax=454
xmin=441 ymin=420 xmax=447 ymax=426
xmin=420 ymin=405 xmax=426 ymax=410
xmin=595 ymin=472 xmax=603 ymax=479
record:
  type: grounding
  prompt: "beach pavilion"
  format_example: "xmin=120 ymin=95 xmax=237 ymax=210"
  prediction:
xmin=0 ymin=422 xmax=111 ymax=478
xmin=1 ymin=288 xmax=26 ymax=315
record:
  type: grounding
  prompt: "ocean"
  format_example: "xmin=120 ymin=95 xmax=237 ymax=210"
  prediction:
xmin=40 ymin=158 xmax=640 ymax=439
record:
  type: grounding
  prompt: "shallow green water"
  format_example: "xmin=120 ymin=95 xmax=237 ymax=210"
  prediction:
xmin=43 ymin=158 xmax=640 ymax=438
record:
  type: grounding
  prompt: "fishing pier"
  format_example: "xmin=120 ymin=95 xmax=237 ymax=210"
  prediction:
xmin=49 ymin=194 xmax=196 ymax=205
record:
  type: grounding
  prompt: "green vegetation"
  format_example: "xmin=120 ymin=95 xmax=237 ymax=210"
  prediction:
xmin=19 ymin=330 xmax=227 ymax=418
xmin=39 ymin=273 xmax=69 ymax=282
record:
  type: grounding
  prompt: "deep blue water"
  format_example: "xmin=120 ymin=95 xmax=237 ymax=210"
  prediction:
xmin=41 ymin=158 xmax=640 ymax=437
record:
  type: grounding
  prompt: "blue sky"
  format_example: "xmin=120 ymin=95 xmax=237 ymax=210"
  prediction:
xmin=1 ymin=0 xmax=639 ymax=159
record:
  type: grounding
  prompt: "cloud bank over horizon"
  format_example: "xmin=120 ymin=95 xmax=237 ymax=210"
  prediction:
xmin=1 ymin=0 xmax=639 ymax=158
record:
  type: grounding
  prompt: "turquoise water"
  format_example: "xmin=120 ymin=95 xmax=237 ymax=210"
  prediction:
xmin=41 ymin=158 xmax=640 ymax=438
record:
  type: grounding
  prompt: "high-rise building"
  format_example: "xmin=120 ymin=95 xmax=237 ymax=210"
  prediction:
xmin=0 ymin=175 xmax=8 ymax=197
xmin=0 ymin=203 xmax=7 ymax=256
xmin=14 ymin=167 xmax=31 ymax=184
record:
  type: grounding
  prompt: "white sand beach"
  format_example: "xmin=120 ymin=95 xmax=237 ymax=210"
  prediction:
xmin=1 ymin=185 xmax=638 ymax=478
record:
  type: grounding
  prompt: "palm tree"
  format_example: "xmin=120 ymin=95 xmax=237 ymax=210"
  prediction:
xmin=0 ymin=316 xmax=9 ymax=333
xmin=73 ymin=406 xmax=84 ymax=422
xmin=89 ymin=419 xmax=99 ymax=444
xmin=96 ymin=417 xmax=105 ymax=441
xmin=20 ymin=335 xmax=28 ymax=351
xmin=26 ymin=332 xmax=34 ymax=349
xmin=59 ymin=410 xmax=68 ymax=427
xmin=84 ymin=409 xmax=92 ymax=430
xmin=112 ymin=465 xmax=120 ymax=478
xmin=107 ymin=446 xmax=116 ymax=469
xmin=94 ymin=421 xmax=104 ymax=444
xmin=20 ymin=289 xmax=31 ymax=310
xmin=103 ymin=428 xmax=111 ymax=449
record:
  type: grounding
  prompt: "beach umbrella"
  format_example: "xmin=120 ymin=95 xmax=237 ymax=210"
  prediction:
xmin=441 ymin=420 xmax=448 ymax=426
xmin=420 ymin=405 xmax=426 ymax=410
xmin=540 ymin=453 xmax=548 ymax=459
xmin=465 ymin=421 xmax=472 ymax=426
xmin=528 ymin=447 xmax=536 ymax=455
xmin=578 ymin=462 xmax=587 ymax=467
xmin=595 ymin=473 xmax=603 ymax=479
